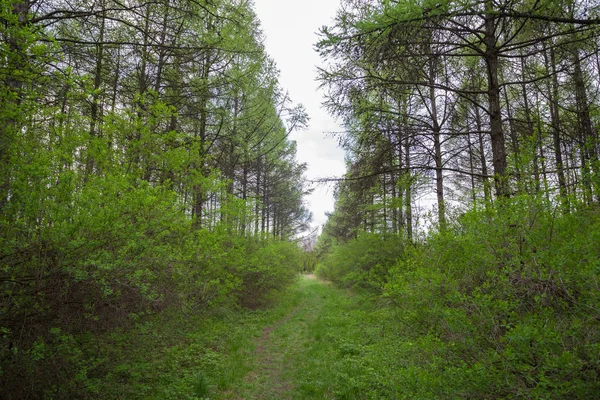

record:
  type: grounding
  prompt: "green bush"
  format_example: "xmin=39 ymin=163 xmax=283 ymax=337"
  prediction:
xmin=0 ymin=171 xmax=304 ymax=398
xmin=236 ymin=239 xmax=302 ymax=308
xmin=316 ymin=232 xmax=404 ymax=289
xmin=315 ymin=197 xmax=600 ymax=398
xmin=378 ymin=197 xmax=600 ymax=398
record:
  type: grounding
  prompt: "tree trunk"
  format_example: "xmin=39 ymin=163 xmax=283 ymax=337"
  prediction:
xmin=192 ymin=54 xmax=212 ymax=228
xmin=484 ymin=4 xmax=508 ymax=197
xmin=404 ymin=134 xmax=413 ymax=241
xmin=467 ymin=127 xmax=477 ymax=204
xmin=474 ymin=99 xmax=492 ymax=204
xmin=428 ymin=57 xmax=446 ymax=229
xmin=546 ymin=44 xmax=569 ymax=212
xmin=503 ymin=84 xmax=522 ymax=193
xmin=520 ymin=57 xmax=540 ymax=194
xmin=0 ymin=0 xmax=30 ymax=211
xmin=572 ymin=50 xmax=597 ymax=204
xmin=154 ymin=1 xmax=171 ymax=94
xmin=86 ymin=4 xmax=106 ymax=178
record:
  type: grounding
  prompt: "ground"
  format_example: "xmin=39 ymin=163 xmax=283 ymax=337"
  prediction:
xmin=103 ymin=274 xmax=389 ymax=399
xmin=218 ymin=274 xmax=361 ymax=399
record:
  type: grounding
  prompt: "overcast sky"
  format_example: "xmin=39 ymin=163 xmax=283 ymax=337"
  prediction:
xmin=253 ymin=0 xmax=346 ymax=231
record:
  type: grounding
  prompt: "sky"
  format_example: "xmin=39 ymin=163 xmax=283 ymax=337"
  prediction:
xmin=252 ymin=0 xmax=347 ymax=232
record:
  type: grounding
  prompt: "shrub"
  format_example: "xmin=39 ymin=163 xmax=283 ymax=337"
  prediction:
xmin=379 ymin=197 xmax=600 ymax=398
xmin=316 ymin=232 xmax=404 ymax=289
xmin=0 ymin=172 xmax=303 ymax=398
xmin=236 ymin=239 xmax=302 ymax=308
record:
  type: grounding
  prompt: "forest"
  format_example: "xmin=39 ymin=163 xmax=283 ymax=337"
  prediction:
xmin=1 ymin=0 xmax=600 ymax=399
xmin=314 ymin=0 xmax=600 ymax=398
xmin=0 ymin=0 xmax=311 ymax=397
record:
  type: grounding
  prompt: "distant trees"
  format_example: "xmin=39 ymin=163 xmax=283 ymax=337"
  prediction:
xmin=317 ymin=0 xmax=600 ymax=239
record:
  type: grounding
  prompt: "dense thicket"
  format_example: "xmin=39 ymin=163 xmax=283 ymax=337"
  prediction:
xmin=316 ymin=0 xmax=600 ymax=397
xmin=0 ymin=0 xmax=310 ymax=397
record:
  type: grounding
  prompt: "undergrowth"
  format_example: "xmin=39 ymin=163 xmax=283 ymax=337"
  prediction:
xmin=315 ymin=197 xmax=600 ymax=399
xmin=50 ymin=277 xmax=303 ymax=400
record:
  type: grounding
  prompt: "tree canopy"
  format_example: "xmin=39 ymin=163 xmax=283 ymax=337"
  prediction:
xmin=317 ymin=0 xmax=600 ymax=237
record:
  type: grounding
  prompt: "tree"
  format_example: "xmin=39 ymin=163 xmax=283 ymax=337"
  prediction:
xmin=318 ymin=0 xmax=600 ymax=227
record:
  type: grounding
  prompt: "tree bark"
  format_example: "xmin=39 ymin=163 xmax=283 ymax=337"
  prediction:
xmin=546 ymin=45 xmax=569 ymax=212
xmin=0 ymin=0 xmax=30 ymax=211
xmin=427 ymin=55 xmax=446 ymax=229
xmin=404 ymin=134 xmax=413 ymax=241
xmin=473 ymin=98 xmax=492 ymax=204
xmin=86 ymin=3 xmax=106 ymax=178
xmin=520 ymin=56 xmax=540 ymax=194
xmin=484 ymin=3 xmax=508 ymax=198
xmin=572 ymin=49 xmax=597 ymax=204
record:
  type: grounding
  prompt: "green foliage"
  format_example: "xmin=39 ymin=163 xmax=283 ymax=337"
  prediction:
xmin=192 ymin=372 xmax=210 ymax=398
xmin=316 ymin=232 xmax=404 ymax=289
xmin=236 ymin=240 xmax=302 ymax=308
xmin=1 ymin=213 xmax=303 ymax=399
xmin=314 ymin=0 xmax=600 ymax=397
xmin=318 ymin=197 xmax=600 ymax=398
xmin=82 ymin=277 xmax=311 ymax=399
xmin=300 ymin=249 xmax=318 ymax=273
xmin=0 ymin=0 xmax=312 ymax=397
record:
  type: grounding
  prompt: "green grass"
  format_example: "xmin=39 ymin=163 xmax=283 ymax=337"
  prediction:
xmin=215 ymin=275 xmax=405 ymax=399
xmin=86 ymin=278 xmax=305 ymax=399
xmin=277 ymin=278 xmax=399 ymax=399
xmin=88 ymin=275 xmax=435 ymax=399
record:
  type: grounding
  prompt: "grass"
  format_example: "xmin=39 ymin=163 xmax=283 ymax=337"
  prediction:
xmin=86 ymin=278 xmax=304 ymax=399
xmin=88 ymin=275 xmax=412 ymax=399
xmin=217 ymin=275 xmax=403 ymax=399
xmin=279 ymin=278 xmax=396 ymax=399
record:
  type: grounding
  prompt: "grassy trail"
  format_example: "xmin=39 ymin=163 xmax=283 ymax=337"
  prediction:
xmin=218 ymin=274 xmax=370 ymax=400
xmin=100 ymin=275 xmax=391 ymax=399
